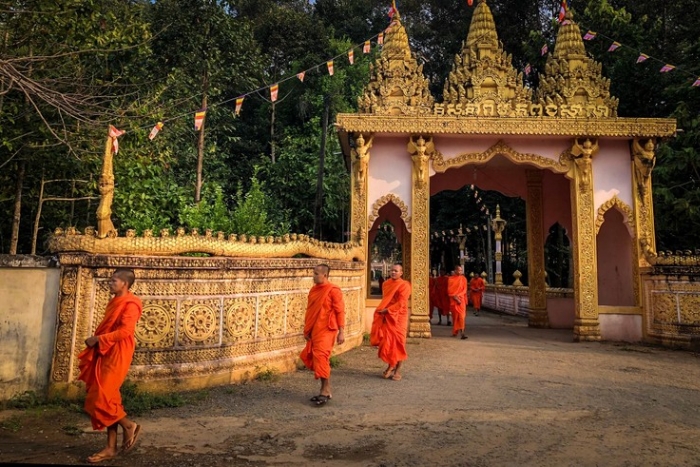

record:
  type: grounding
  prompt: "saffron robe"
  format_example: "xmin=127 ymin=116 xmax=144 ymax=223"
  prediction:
xmin=437 ymin=275 xmax=450 ymax=316
xmin=448 ymin=275 xmax=468 ymax=334
xmin=78 ymin=292 xmax=143 ymax=430
xmin=299 ymin=282 xmax=345 ymax=380
xmin=470 ymin=277 xmax=486 ymax=310
xmin=370 ymin=278 xmax=412 ymax=367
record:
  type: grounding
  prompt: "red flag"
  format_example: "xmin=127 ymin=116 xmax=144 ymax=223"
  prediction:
xmin=194 ymin=110 xmax=206 ymax=131
xmin=363 ymin=40 xmax=371 ymax=54
xmin=235 ymin=97 xmax=244 ymax=116
xmin=327 ymin=60 xmax=334 ymax=76
xmin=468 ymin=0 xmax=473 ymax=5
xmin=270 ymin=84 xmax=279 ymax=102
xmin=558 ymin=0 xmax=567 ymax=22
xmin=583 ymin=31 xmax=597 ymax=40
xmin=148 ymin=122 xmax=163 ymax=140
xmin=388 ymin=5 xmax=397 ymax=18
xmin=297 ymin=71 xmax=305 ymax=82
xmin=108 ymin=125 xmax=124 ymax=154
xmin=348 ymin=50 xmax=354 ymax=65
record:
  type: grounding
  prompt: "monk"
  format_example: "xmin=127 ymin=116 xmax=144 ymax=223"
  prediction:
xmin=428 ymin=271 xmax=438 ymax=323
xmin=470 ymin=273 xmax=486 ymax=316
xmin=78 ymin=268 xmax=143 ymax=464
xmin=370 ymin=264 xmax=411 ymax=381
xmin=437 ymin=270 xmax=452 ymax=326
xmin=300 ymin=264 xmax=345 ymax=407
xmin=448 ymin=265 xmax=468 ymax=339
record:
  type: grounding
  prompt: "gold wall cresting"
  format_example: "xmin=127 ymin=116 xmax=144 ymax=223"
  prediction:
xmin=50 ymin=255 xmax=364 ymax=397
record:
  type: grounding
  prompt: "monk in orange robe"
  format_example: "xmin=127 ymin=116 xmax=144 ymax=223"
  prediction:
xmin=370 ymin=264 xmax=411 ymax=381
xmin=300 ymin=264 xmax=345 ymax=406
xmin=437 ymin=270 xmax=451 ymax=326
xmin=470 ymin=274 xmax=486 ymax=316
xmin=78 ymin=268 xmax=143 ymax=464
xmin=448 ymin=265 xmax=468 ymax=339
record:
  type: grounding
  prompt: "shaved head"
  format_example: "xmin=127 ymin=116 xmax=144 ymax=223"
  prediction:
xmin=113 ymin=268 xmax=135 ymax=288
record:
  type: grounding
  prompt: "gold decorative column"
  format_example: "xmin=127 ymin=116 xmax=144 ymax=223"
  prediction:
xmin=350 ymin=133 xmax=373 ymax=256
xmin=402 ymin=229 xmax=412 ymax=281
xmin=96 ymin=127 xmax=118 ymax=239
xmin=407 ymin=135 xmax=432 ymax=338
xmin=631 ymin=138 xmax=657 ymax=262
xmin=526 ymin=170 xmax=548 ymax=328
xmin=569 ymin=138 xmax=601 ymax=341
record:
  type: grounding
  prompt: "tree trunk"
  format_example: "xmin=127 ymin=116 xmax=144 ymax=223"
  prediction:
xmin=31 ymin=175 xmax=46 ymax=255
xmin=195 ymin=77 xmax=208 ymax=203
xmin=270 ymin=101 xmax=276 ymax=164
xmin=10 ymin=161 xmax=25 ymax=254
xmin=313 ymin=95 xmax=330 ymax=238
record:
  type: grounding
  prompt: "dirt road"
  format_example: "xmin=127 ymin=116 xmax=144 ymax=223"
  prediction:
xmin=2 ymin=311 xmax=700 ymax=466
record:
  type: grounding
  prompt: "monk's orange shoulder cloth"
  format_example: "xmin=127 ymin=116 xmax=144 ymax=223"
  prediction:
xmin=303 ymin=282 xmax=341 ymax=336
xmin=370 ymin=278 xmax=411 ymax=346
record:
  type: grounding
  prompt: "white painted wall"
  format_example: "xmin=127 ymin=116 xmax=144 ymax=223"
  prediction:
xmin=368 ymin=136 xmax=413 ymax=218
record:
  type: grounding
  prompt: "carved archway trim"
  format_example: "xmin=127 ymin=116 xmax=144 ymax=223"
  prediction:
xmin=595 ymin=195 xmax=635 ymax=237
xmin=368 ymin=193 xmax=412 ymax=232
xmin=431 ymin=140 xmax=570 ymax=174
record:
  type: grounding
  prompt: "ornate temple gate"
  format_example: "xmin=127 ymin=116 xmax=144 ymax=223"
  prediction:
xmin=336 ymin=1 xmax=675 ymax=341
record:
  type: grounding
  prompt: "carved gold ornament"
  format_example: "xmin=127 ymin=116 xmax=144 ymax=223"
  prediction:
xmin=631 ymin=138 xmax=656 ymax=202
xmin=407 ymin=135 xmax=435 ymax=189
xmin=368 ymin=193 xmax=411 ymax=232
xmin=595 ymin=196 xmax=634 ymax=236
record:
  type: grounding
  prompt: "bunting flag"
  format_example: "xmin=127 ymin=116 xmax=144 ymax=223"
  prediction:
xmin=378 ymin=33 xmax=384 ymax=45
xmin=194 ymin=109 xmax=206 ymax=130
xmin=327 ymin=60 xmax=334 ymax=76
xmin=235 ymin=97 xmax=244 ymax=116
xmin=660 ymin=64 xmax=675 ymax=73
xmin=363 ymin=40 xmax=371 ymax=54
xmin=108 ymin=125 xmax=124 ymax=154
xmin=541 ymin=44 xmax=548 ymax=56
xmin=388 ymin=3 xmax=398 ymax=18
xmin=636 ymin=53 xmax=649 ymax=63
xmin=270 ymin=83 xmax=279 ymax=102
xmin=524 ymin=63 xmax=532 ymax=75
xmin=297 ymin=71 xmax=305 ymax=82
xmin=583 ymin=31 xmax=597 ymax=41
xmin=693 ymin=77 xmax=700 ymax=87
xmin=468 ymin=0 xmax=473 ymax=5
xmin=348 ymin=49 xmax=354 ymax=65
xmin=558 ymin=0 xmax=567 ymax=23
xmin=607 ymin=42 xmax=621 ymax=52
xmin=148 ymin=122 xmax=163 ymax=140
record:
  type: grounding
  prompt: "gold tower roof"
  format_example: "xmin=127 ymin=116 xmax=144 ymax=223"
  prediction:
xmin=357 ymin=5 xmax=434 ymax=116
xmin=536 ymin=9 xmax=619 ymax=117
xmin=442 ymin=0 xmax=532 ymax=116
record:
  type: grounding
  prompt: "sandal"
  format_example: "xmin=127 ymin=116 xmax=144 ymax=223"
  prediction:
xmin=310 ymin=394 xmax=332 ymax=402
xmin=382 ymin=367 xmax=396 ymax=379
xmin=390 ymin=373 xmax=402 ymax=381
xmin=87 ymin=451 xmax=117 ymax=464
xmin=314 ymin=395 xmax=331 ymax=406
xmin=122 ymin=424 xmax=141 ymax=453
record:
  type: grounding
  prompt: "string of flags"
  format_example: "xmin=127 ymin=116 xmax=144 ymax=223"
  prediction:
xmin=110 ymin=22 xmax=391 ymax=143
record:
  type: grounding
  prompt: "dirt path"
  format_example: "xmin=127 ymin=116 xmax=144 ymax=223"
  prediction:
xmin=3 ymin=311 xmax=700 ymax=466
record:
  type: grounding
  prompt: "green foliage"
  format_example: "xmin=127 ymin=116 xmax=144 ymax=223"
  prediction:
xmin=0 ymin=415 xmax=22 ymax=433
xmin=230 ymin=174 xmax=275 ymax=235
xmin=254 ymin=367 xmax=279 ymax=382
xmin=329 ymin=355 xmax=342 ymax=368
xmin=179 ymin=183 xmax=234 ymax=233
xmin=120 ymin=381 xmax=187 ymax=416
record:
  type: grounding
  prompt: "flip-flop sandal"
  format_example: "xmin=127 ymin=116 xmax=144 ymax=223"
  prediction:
xmin=310 ymin=394 xmax=332 ymax=402
xmin=382 ymin=367 xmax=396 ymax=379
xmin=87 ymin=452 xmax=117 ymax=464
xmin=314 ymin=395 xmax=331 ymax=406
xmin=122 ymin=424 xmax=142 ymax=453
xmin=461 ymin=335 xmax=469 ymax=340
xmin=390 ymin=374 xmax=402 ymax=381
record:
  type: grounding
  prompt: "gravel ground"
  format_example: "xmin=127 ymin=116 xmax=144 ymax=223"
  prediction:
xmin=2 ymin=310 xmax=700 ymax=467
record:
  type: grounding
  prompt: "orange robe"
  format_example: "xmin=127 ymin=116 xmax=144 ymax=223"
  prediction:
xmin=78 ymin=292 xmax=143 ymax=430
xmin=299 ymin=282 xmax=345 ymax=380
xmin=437 ymin=275 xmax=450 ymax=316
xmin=428 ymin=277 xmax=437 ymax=319
xmin=448 ymin=275 xmax=468 ymax=334
xmin=370 ymin=278 xmax=412 ymax=367
xmin=470 ymin=277 xmax=485 ymax=310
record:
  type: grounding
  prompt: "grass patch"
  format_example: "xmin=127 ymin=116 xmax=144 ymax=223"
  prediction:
xmin=329 ymin=356 xmax=343 ymax=368
xmin=254 ymin=367 xmax=279 ymax=383
xmin=121 ymin=382 xmax=187 ymax=416
xmin=362 ymin=332 xmax=371 ymax=346
xmin=0 ymin=415 xmax=22 ymax=433
xmin=61 ymin=424 xmax=83 ymax=436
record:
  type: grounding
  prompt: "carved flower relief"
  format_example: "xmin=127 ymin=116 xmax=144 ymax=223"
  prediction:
xmin=181 ymin=304 xmax=218 ymax=344
xmin=224 ymin=299 xmax=255 ymax=342
xmin=135 ymin=303 xmax=174 ymax=348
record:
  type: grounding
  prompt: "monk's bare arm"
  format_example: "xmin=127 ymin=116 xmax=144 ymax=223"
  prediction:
xmin=97 ymin=303 xmax=140 ymax=346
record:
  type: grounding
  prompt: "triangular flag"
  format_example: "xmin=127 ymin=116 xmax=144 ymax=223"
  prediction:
xmin=636 ymin=53 xmax=649 ymax=63
xmin=524 ymin=64 xmax=532 ymax=75
xmin=660 ymin=64 xmax=675 ymax=73
xmin=583 ymin=31 xmax=597 ymax=40
xmin=148 ymin=122 xmax=163 ymax=140
xmin=388 ymin=4 xmax=397 ymax=18
xmin=693 ymin=77 xmax=700 ymax=87
xmin=363 ymin=40 xmax=371 ymax=54
xmin=194 ymin=109 xmax=206 ymax=131
xmin=348 ymin=49 xmax=354 ymax=65
xmin=558 ymin=0 xmax=567 ymax=22
xmin=297 ymin=71 xmax=305 ymax=82
xmin=541 ymin=44 xmax=548 ymax=56
xmin=327 ymin=60 xmax=334 ymax=76
xmin=468 ymin=0 xmax=473 ymax=5
xmin=378 ymin=33 xmax=384 ymax=46
xmin=270 ymin=83 xmax=279 ymax=102
xmin=235 ymin=97 xmax=244 ymax=116
xmin=607 ymin=42 xmax=621 ymax=52
xmin=108 ymin=125 xmax=124 ymax=154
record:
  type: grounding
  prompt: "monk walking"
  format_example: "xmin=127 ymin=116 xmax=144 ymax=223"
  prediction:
xmin=370 ymin=264 xmax=411 ymax=381
xmin=470 ymin=273 xmax=486 ymax=316
xmin=300 ymin=264 xmax=345 ymax=407
xmin=437 ymin=270 xmax=451 ymax=326
xmin=78 ymin=268 xmax=143 ymax=464
xmin=428 ymin=270 xmax=438 ymax=323
xmin=448 ymin=265 xmax=468 ymax=339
